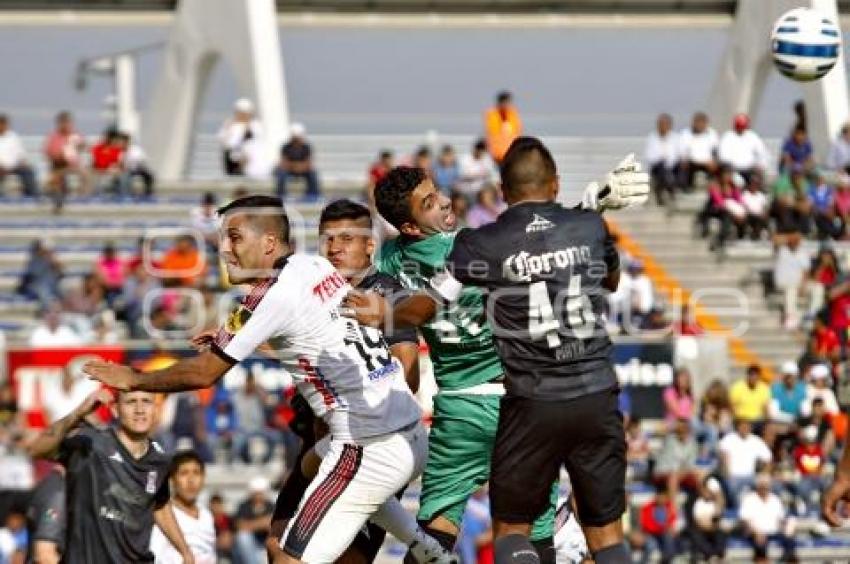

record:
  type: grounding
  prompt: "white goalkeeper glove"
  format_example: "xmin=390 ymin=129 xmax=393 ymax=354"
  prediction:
xmin=581 ymin=153 xmax=650 ymax=212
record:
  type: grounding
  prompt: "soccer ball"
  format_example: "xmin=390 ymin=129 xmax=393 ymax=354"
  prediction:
xmin=770 ymin=7 xmax=841 ymax=82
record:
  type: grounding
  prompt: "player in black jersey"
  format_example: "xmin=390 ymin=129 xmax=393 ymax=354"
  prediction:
xmin=346 ymin=137 xmax=648 ymax=564
xmin=25 ymin=389 xmax=194 ymax=564
xmin=26 ymin=466 xmax=65 ymax=564
xmin=265 ymin=199 xmax=424 ymax=562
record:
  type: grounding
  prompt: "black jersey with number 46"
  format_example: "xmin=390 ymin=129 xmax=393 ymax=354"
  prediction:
xmin=445 ymin=201 xmax=619 ymax=401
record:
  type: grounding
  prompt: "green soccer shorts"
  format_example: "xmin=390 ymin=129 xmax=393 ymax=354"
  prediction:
xmin=417 ymin=393 xmax=556 ymax=540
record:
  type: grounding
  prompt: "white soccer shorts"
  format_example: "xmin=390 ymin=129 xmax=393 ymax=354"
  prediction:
xmin=281 ymin=422 xmax=427 ymax=562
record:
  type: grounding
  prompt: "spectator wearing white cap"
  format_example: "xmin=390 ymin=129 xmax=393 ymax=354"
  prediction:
xmin=274 ymin=122 xmax=320 ymax=201
xmin=217 ymin=98 xmax=266 ymax=177
xmin=770 ymin=361 xmax=807 ymax=425
xmin=233 ymin=476 xmax=274 ymax=564
xmin=800 ymin=364 xmax=840 ymax=417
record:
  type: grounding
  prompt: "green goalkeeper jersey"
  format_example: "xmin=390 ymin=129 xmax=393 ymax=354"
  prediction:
xmin=376 ymin=232 xmax=504 ymax=391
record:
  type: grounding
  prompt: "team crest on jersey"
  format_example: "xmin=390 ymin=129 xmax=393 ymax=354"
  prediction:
xmin=146 ymin=471 xmax=158 ymax=494
xmin=225 ymin=305 xmax=252 ymax=334
xmin=526 ymin=214 xmax=555 ymax=233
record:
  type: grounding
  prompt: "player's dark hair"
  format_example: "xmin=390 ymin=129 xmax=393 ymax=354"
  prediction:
xmin=319 ymin=199 xmax=372 ymax=229
xmin=169 ymin=450 xmax=205 ymax=477
xmin=217 ymin=195 xmax=290 ymax=244
xmin=500 ymin=136 xmax=557 ymax=199
xmin=496 ymin=90 xmax=512 ymax=104
xmin=374 ymin=166 xmax=427 ymax=230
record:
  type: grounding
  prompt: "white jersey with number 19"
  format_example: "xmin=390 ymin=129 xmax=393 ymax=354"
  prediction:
xmin=213 ymin=254 xmax=420 ymax=441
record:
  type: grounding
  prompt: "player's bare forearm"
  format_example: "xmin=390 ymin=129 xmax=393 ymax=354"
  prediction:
xmin=85 ymin=351 xmax=231 ymax=393
xmin=390 ymin=342 xmax=421 ymax=393
xmin=32 ymin=541 xmax=60 ymax=564
xmin=26 ymin=389 xmax=111 ymax=459
xmin=154 ymin=504 xmax=194 ymax=563
xmin=392 ymin=292 xmax=438 ymax=328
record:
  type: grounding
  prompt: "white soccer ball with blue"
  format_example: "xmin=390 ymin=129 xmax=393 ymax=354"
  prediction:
xmin=770 ymin=7 xmax=841 ymax=82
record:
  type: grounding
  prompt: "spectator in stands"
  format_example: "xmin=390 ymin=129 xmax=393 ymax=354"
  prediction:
xmin=780 ymin=125 xmax=815 ymax=175
xmin=43 ymin=111 xmax=88 ymax=202
xmin=0 ymin=383 xmax=19 ymax=430
xmin=697 ymin=166 xmax=745 ymax=248
xmin=205 ymin=388 xmax=237 ymax=463
xmin=626 ymin=259 xmax=654 ymax=328
xmin=119 ymin=261 xmax=162 ymax=338
xmin=739 ymin=473 xmax=797 ymax=563
xmin=827 ymin=270 xmax=850 ymax=345
xmin=773 ymin=231 xmax=811 ymax=330
xmin=29 ymin=302 xmax=82 ymax=348
xmin=730 ymin=364 xmax=771 ymax=427
xmin=654 ymin=418 xmax=701 ymax=504
xmin=367 ymin=149 xmax=393 ymax=194
xmin=718 ymin=113 xmax=769 ymax=183
xmin=809 ymin=172 xmax=844 ymax=240
xmin=770 ymin=361 xmax=807 ymax=428
xmin=160 ymin=234 xmax=205 ymax=288
xmin=43 ymin=360 xmax=97 ymax=423
xmin=645 ymin=113 xmax=680 ymax=205
xmin=803 ymin=248 xmax=839 ymax=326
xmin=639 ymin=490 xmax=678 ymax=564
xmin=697 ymin=379 xmax=733 ymax=458
xmin=457 ymin=487 xmax=493 ymax=564
xmin=663 ymin=368 xmax=695 ymax=426
xmin=809 ymin=313 xmax=841 ymax=367
xmin=626 ymin=417 xmax=651 ymax=481
xmin=741 ymin=174 xmax=770 ymax=240
xmin=411 ymin=145 xmax=433 ymax=175
xmin=457 ymin=138 xmax=498 ymax=197
xmin=232 ymin=374 xmax=276 ymax=464
xmin=687 ymin=477 xmax=726 ymax=562
xmin=793 ymin=425 xmax=827 ymax=515
xmin=218 ymin=98 xmax=268 ymax=178
xmin=719 ymin=419 xmax=772 ymax=506
xmin=484 ymin=90 xmax=522 ymax=163
xmin=209 ymin=493 xmax=234 ymax=561
xmin=432 ymin=144 xmax=460 ymax=193
xmin=64 ymin=273 xmax=106 ymax=319
xmin=0 ymin=114 xmax=37 ymax=197
xmin=166 ymin=391 xmax=213 ymax=462
xmin=274 ymin=122 xmax=320 ymax=201
xmin=798 ymin=397 xmax=837 ymax=458
xmin=93 ymin=242 xmax=125 ymax=306
xmin=801 ymin=363 xmax=840 ymax=417
xmin=467 ymin=183 xmax=506 ymax=228
xmin=149 ymin=450 xmax=217 ymax=563
xmin=233 ymin=476 xmax=274 ymax=564
xmin=451 ymin=191 xmax=470 ymax=228
xmin=90 ymin=127 xmax=124 ymax=196
xmin=827 ymin=123 xmax=850 ymax=173
xmin=673 ymin=301 xmax=703 ymax=336
xmin=0 ymin=508 xmax=27 ymax=564
xmin=771 ymin=169 xmax=813 ymax=236
xmin=116 ymin=133 xmax=154 ymax=198
xmin=17 ymin=239 xmax=63 ymax=307
xmin=190 ymin=192 xmax=221 ymax=254
xmin=677 ymin=111 xmax=719 ymax=190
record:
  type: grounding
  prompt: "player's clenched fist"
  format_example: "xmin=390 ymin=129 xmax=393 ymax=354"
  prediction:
xmin=582 ymin=153 xmax=650 ymax=211
xmin=341 ymin=289 xmax=388 ymax=328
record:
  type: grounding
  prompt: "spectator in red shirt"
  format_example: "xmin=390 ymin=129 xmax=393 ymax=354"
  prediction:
xmin=43 ymin=111 xmax=89 ymax=205
xmin=812 ymin=314 xmax=841 ymax=365
xmin=827 ymin=275 xmax=850 ymax=343
xmin=640 ymin=491 xmax=678 ymax=564
xmin=90 ymin=128 xmax=125 ymax=196
xmin=673 ymin=302 xmax=704 ymax=336
xmin=805 ymin=248 xmax=839 ymax=320
xmin=792 ymin=425 xmax=826 ymax=514
xmin=209 ymin=493 xmax=234 ymax=560
xmin=367 ymin=149 xmax=393 ymax=196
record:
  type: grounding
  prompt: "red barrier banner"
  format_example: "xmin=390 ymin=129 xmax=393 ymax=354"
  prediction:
xmin=7 ymin=346 xmax=125 ymax=429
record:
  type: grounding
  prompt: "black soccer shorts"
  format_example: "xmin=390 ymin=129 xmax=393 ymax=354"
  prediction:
xmin=489 ymin=388 xmax=626 ymax=528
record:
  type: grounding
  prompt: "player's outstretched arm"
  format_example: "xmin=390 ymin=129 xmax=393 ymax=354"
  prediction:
xmin=581 ymin=154 xmax=650 ymax=212
xmin=26 ymin=388 xmax=112 ymax=460
xmin=84 ymin=350 xmax=232 ymax=393
xmin=823 ymin=443 xmax=850 ymax=526
xmin=154 ymin=504 xmax=195 ymax=564
xmin=343 ymin=289 xmax=438 ymax=329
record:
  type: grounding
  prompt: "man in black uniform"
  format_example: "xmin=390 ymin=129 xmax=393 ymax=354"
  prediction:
xmin=346 ymin=137 xmax=648 ymax=563
xmin=267 ymin=199 xmax=421 ymax=562
xmin=25 ymin=388 xmax=194 ymax=564
xmin=26 ymin=466 xmax=65 ymax=564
